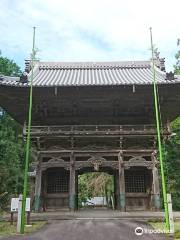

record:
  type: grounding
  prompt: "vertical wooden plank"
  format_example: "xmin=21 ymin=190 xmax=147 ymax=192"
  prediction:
xmin=42 ymin=171 xmax=47 ymax=212
xmin=10 ymin=212 xmax=13 ymax=225
xmin=75 ymin=171 xmax=78 ymax=210
xmin=118 ymin=151 xmax=126 ymax=211
xmin=34 ymin=158 xmax=42 ymax=212
xmin=152 ymin=166 xmax=160 ymax=210
xmin=69 ymin=152 xmax=76 ymax=211
xmin=26 ymin=211 xmax=30 ymax=225
xmin=29 ymin=177 xmax=35 ymax=210
xmin=151 ymin=151 xmax=160 ymax=210
xmin=114 ymin=172 xmax=120 ymax=210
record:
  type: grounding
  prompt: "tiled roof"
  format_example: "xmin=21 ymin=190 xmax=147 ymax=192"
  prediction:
xmin=0 ymin=61 xmax=180 ymax=87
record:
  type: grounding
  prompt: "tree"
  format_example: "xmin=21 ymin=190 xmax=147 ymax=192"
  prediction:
xmin=0 ymin=113 xmax=24 ymax=195
xmin=164 ymin=39 xmax=180 ymax=209
xmin=165 ymin=117 xmax=180 ymax=210
xmin=78 ymin=172 xmax=114 ymax=208
xmin=0 ymin=52 xmax=21 ymax=76
xmin=0 ymin=55 xmax=23 ymax=210
xmin=174 ymin=39 xmax=180 ymax=74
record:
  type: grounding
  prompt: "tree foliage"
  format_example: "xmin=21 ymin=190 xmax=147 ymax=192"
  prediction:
xmin=0 ymin=52 xmax=21 ymax=76
xmin=78 ymin=173 xmax=114 ymax=207
xmin=0 ymin=55 xmax=23 ymax=210
xmin=164 ymin=117 xmax=180 ymax=210
xmin=0 ymin=114 xmax=24 ymax=195
xmin=174 ymin=39 xmax=180 ymax=74
xmin=168 ymin=40 xmax=180 ymax=209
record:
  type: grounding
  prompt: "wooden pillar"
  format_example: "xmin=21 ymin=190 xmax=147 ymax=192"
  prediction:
xmin=69 ymin=152 xmax=76 ymax=211
xmin=114 ymin=172 xmax=120 ymax=209
xmin=151 ymin=151 xmax=160 ymax=210
xmin=42 ymin=171 xmax=47 ymax=212
xmin=29 ymin=177 xmax=35 ymax=210
xmin=34 ymin=160 xmax=42 ymax=212
xmin=75 ymin=171 xmax=78 ymax=210
xmin=152 ymin=166 xmax=160 ymax=210
xmin=118 ymin=151 xmax=126 ymax=211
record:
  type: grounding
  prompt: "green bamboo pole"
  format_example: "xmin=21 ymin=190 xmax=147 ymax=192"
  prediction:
xmin=20 ymin=27 xmax=36 ymax=234
xmin=149 ymin=27 xmax=170 ymax=232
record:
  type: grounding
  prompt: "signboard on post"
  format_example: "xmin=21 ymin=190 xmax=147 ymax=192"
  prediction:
xmin=28 ymin=170 xmax=36 ymax=177
xmin=10 ymin=197 xmax=31 ymax=232
xmin=11 ymin=198 xmax=31 ymax=212
xmin=17 ymin=195 xmax=23 ymax=233
xmin=167 ymin=193 xmax=174 ymax=234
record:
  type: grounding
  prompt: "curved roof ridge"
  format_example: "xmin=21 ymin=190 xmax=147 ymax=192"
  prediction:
xmin=38 ymin=60 xmax=151 ymax=69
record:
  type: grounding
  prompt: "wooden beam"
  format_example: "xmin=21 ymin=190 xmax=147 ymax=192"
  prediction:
xmin=38 ymin=149 xmax=155 ymax=160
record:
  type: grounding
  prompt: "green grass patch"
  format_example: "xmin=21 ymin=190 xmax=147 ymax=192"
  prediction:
xmin=0 ymin=221 xmax=46 ymax=237
xmin=149 ymin=220 xmax=180 ymax=239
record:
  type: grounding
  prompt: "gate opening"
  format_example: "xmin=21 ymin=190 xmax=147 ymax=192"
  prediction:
xmin=78 ymin=172 xmax=115 ymax=210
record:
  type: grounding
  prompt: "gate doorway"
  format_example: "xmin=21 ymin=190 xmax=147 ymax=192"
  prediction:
xmin=78 ymin=172 xmax=115 ymax=210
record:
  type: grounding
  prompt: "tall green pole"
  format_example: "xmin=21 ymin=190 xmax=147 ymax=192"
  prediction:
xmin=20 ymin=27 xmax=36 ymax=234
xmin=149 ymin=27 xmax=170 ymax=232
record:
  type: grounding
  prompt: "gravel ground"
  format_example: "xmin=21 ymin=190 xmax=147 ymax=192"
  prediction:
xmin=1 ymin=219 xmax=169 ymax=240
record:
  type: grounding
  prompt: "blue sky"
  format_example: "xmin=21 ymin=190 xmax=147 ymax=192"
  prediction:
xmin=0 ymin=0 xmax=179 ymax=71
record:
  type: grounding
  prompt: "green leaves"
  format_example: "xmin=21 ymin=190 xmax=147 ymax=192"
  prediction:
xmin=0 ymin=55 xmax=24 ymax=210
xmin=171 ymin=116 xmax=180 ymax=135
xmin=0 ymin=53 xmax=22 ymax=76
xmin=168 ymin=44 xmax=180 ymax=208
xmin=0 ymin=113 xmax=24 ymax=203
xmin=174 ymin=39 xmax=180 ymax=74
xmin=78 ymin=173 xmax=114 ymax=207
xmin=165 ymin=117 xmax=180 ymax=210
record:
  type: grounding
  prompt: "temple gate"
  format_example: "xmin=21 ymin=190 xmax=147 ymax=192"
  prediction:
xmin=0 ymin=60 xmax=179 ymax=211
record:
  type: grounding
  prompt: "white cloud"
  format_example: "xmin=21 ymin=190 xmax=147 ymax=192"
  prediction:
xmin=0 ymin=0 xmax=179 ymax=70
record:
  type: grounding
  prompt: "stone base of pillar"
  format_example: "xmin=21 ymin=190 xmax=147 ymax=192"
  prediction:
xmin=153 ymin=194 xmax=161 ymax=210
xmin=114 ymin=193 xmax=120 ymax=210
xmin=69 ymin=194 xmax=77 ymax=211
xmin=34 ymin=195 xmax=41 ymax=212
xmin=119 ymin=193 xmax=126 ymax=211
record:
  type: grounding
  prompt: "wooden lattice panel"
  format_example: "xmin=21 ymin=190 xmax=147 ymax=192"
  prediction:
xmin=47 ymin=172 xmax=69 ymax=193
xmin=125 ymin=172 xmax=146 ymax=193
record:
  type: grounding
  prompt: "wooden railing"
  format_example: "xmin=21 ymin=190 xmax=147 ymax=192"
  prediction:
xmin=23 ymin=124 xmax=170 ymax=137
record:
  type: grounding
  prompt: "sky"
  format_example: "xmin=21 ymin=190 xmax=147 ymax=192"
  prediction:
xmin=0 ymin=0 xmax=179 ymax=71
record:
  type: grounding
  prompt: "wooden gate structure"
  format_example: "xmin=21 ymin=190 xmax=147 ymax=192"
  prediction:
xmin=0 ymin=59 xmax=179 ymax=211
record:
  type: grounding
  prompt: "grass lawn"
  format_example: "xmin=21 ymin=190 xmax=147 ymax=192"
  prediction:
xmin=149 ymin=220 xmax=180 ymax=239
xmin=0 ymin=221 xmax=46 ymax=237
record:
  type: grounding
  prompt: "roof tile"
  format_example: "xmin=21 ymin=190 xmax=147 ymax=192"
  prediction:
xmin=0 ymin=61 xmax=179 ymax=87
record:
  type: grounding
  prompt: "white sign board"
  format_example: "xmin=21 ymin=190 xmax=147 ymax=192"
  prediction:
xmin=167 ymin=194 xmax=174 ymax=234
xmin=11 ymin=198 xmax=31 ymax=212
xmin=28 ymin=170 xmax=36 ymax=177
